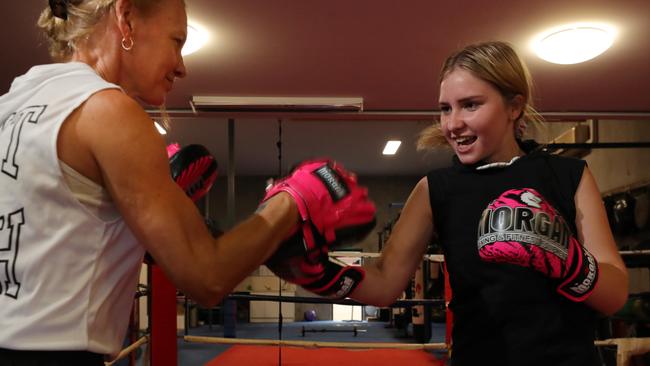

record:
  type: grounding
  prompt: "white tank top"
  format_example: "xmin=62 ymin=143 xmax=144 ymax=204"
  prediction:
xmin=0 ymin=62 xmax=144 ymax=356
xmin=59 ymin=160 xmax=119 ymax=222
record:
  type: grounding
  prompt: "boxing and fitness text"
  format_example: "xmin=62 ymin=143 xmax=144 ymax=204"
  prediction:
xmin=477 ymin=205 xmax=571 ymax=260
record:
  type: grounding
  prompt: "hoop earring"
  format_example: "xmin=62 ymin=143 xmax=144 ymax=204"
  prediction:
xmin=515 ymin=119 xmax=527 ymax=139
xmin=121 ymin=37 xmax=134 ymax=51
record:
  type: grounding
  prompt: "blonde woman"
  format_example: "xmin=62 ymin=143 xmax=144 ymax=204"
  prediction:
xmin=0 ymin=1 xmax=373 ymax=364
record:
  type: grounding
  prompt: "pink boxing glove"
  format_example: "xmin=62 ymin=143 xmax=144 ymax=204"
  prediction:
xmin=477 ymin=188 xmax=598 ymax=302
xmin=262 ymin=159 xmax=375 ymax=299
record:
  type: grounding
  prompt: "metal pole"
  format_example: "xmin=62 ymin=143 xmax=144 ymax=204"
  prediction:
xmin=423 ymin=260 xmax=432 ymax=343
xmin=224 ymin=118 xmax=237 ymax=339
xmin=227 ymin=118 xmax=236 ymax=228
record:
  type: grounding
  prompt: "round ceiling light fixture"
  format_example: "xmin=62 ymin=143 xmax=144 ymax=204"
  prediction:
xmin=182 ymin=20 xmax=210 ymax=56
xmin=531 ymin=22 xmax=617 ymax=64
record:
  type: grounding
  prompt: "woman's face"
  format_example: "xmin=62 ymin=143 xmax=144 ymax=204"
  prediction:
xmin=124 ymin=0 xmax=187 ymax=105
xmin=438 ymin=68 xmax=521 ymax=165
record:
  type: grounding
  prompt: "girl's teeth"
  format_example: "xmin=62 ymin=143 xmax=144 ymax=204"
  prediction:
xmin=456 ymin=136 xmax=476 ymax=145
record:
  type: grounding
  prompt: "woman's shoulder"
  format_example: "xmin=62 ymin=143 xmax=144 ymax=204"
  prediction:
xmin=85 ymin=89 xmax=146 ymax=118
xmin=74 ymin=88 xmax=152 ymax=139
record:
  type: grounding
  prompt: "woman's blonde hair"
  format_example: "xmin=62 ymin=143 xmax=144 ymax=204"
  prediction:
xmin=37 ymin=0 xmax=167 ymax=62
xmin=417 ymin=41 xmax=543 ymax=150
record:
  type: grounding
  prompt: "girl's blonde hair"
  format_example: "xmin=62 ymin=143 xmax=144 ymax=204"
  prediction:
xmin=417 ymin=41 xmax=543 ymax=150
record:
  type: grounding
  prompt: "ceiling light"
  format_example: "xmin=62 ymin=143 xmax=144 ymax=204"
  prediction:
xmin=182 ymin=21 xmax=209 ymax=56
xmin=531 ymin=22 xmax=617 ymax=64
xmin=382 ymin=140 xmax=401 ymax=155
xmin=154 ymin=121 xmax=167 ymax=135
xmin=191 ymin=96 xmax=364 ymax=112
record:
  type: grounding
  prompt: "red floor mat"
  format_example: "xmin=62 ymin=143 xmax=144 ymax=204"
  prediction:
xmin=205 ymin=345 xmax=444 ymax=366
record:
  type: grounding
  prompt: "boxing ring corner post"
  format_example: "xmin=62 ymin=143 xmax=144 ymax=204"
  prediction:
xmin=149 ymin=265 xmax=178 ymax=366
xmin=101 ymin=266 xmax=172 ymax=366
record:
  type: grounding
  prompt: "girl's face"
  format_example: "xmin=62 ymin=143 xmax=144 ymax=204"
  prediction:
xmin=438 ymin=68 xmax=523 ymax=165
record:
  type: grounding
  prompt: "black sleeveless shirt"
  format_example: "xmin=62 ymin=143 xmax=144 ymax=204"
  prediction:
xmin=427 ymin=148 xmax=598 ymax=366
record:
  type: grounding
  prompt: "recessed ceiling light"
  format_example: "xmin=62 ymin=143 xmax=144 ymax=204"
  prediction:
xmin=531 ymin=22 xmax=617 ymax=64
xmin=154 ymin=121 xmax=167 ymax=135
xmin=382 ymin=140 xmax=401 ymax=155
xmin=182 ymin=21 xmax=210 ymax=56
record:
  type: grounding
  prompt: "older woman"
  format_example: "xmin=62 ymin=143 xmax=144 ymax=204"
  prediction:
xmin=0 ymin=0 xmax=374 ymax=364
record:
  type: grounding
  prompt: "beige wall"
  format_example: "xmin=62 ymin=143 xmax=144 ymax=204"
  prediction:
xmin=584 ymin=120 xmax=650 ymax=193
xmin=531 ymin=119 xmax=650 ymax=193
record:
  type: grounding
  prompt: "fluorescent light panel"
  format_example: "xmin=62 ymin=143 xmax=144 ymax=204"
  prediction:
xmin=191 ymin=96 xmax=363 ymax=112
xmin=383 ymin=140 xmax=401 ymax=155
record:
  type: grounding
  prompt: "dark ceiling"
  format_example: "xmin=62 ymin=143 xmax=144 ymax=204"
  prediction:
xmin=4 ymin=0 xmax=649 ymax=176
